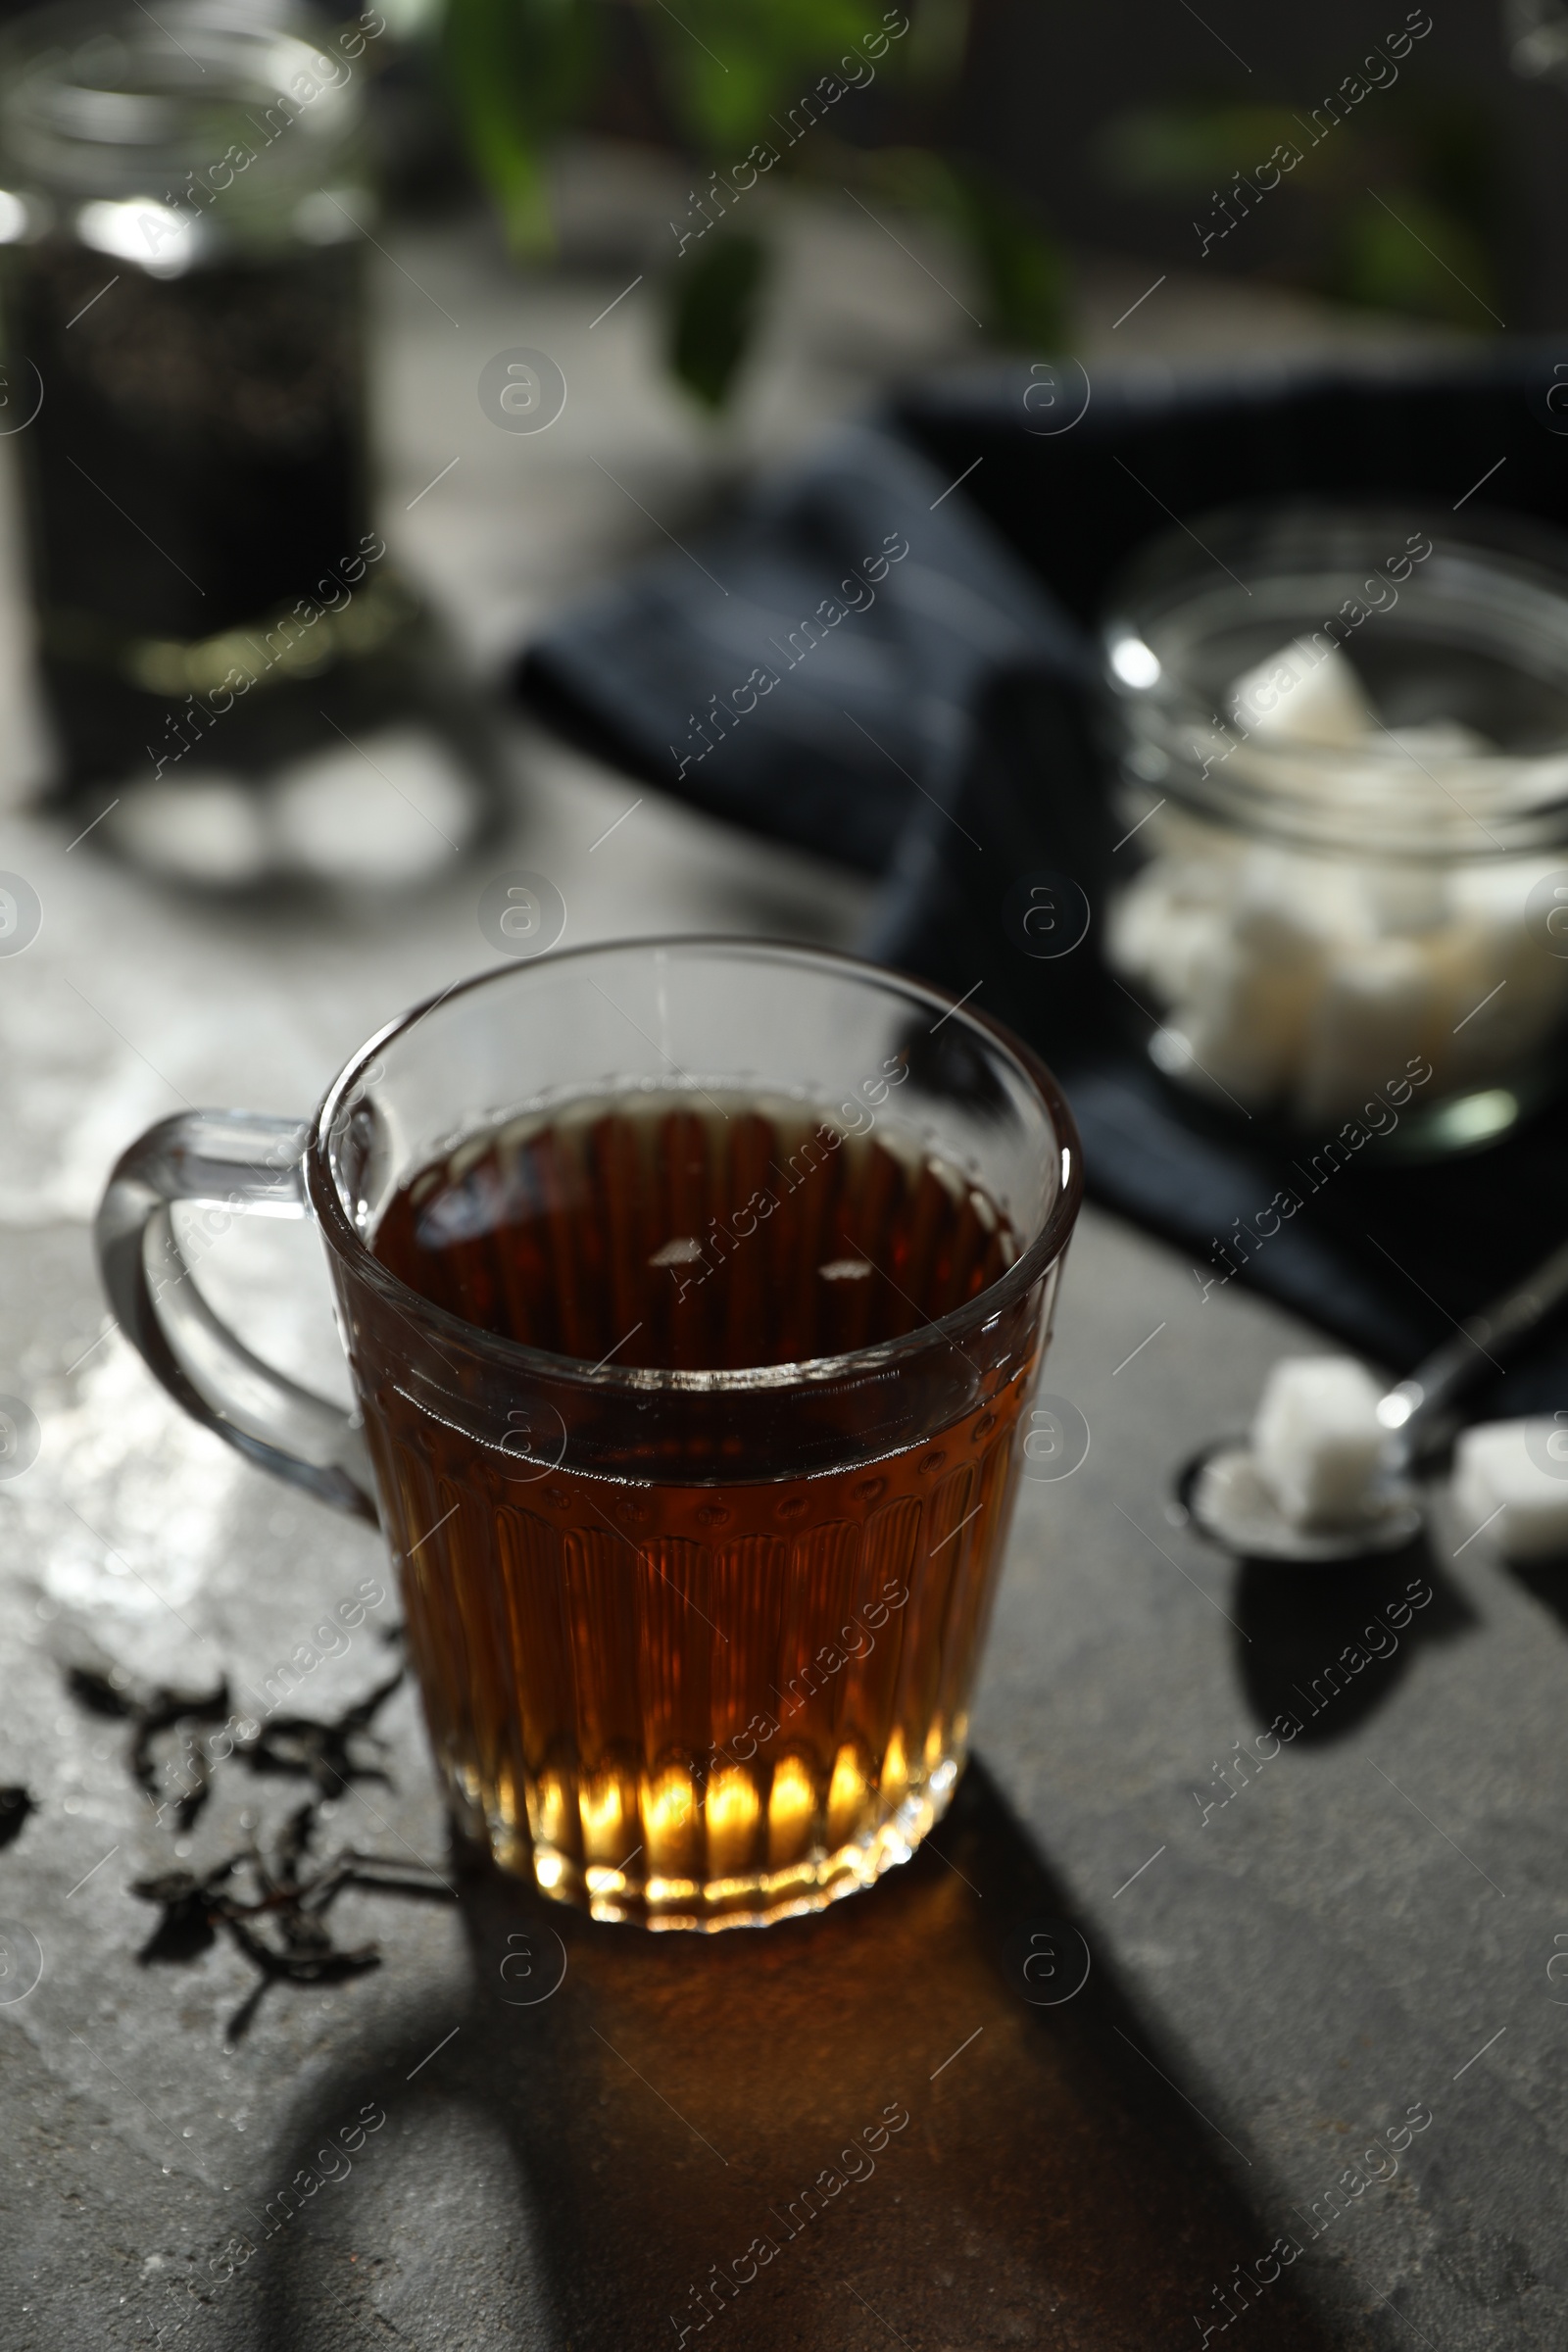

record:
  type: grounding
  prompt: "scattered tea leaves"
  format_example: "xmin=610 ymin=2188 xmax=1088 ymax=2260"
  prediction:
xmin=61 ymin=1635 xmax=449 ymax=2035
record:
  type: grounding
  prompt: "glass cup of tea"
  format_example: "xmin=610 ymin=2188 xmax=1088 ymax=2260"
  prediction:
xmin=96 ymin=940 xmax=1082 ymax=1930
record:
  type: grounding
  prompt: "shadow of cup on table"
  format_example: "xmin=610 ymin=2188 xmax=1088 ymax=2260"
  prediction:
xmin=249 ymin=1764 xmax=1336 ymax=2351
xmin=1231 ymin=1538 xmax=1476 ymax=1747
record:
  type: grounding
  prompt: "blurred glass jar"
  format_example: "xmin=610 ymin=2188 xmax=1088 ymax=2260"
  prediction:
xmin=1101 ymin=503 xmax=1568 ymax=1156
xmin=0 ymin=0 xmax=509 ymax=890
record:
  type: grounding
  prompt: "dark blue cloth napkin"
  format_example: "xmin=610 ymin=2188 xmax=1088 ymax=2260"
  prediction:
xmin=517 ymin=342 xmax=1568 ymax=1409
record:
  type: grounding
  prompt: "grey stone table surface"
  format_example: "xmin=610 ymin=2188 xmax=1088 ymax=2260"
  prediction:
xmin=0 ymin=196 xmax=1551 ymax=2351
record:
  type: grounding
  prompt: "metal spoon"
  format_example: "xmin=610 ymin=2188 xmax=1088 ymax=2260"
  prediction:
xmin=1175 ymin=1236 xmax=1568 ymax=1563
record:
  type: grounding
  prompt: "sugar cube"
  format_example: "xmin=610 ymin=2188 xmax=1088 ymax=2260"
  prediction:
xmin=1176 ymin=858 xmax=1341 ymax=1104
xmin=1375 ymin=719 xmax=1494 ymax=761
xmin=1293 ymin=937 xmax=1435 ymax=1124
xmin=1438 ymin=862 xmax=1568 ymax=1081
xmin=1231 ymin=639 xmax=1378 ymax=749
xmin=1452 ymin=1419 xmax=1568 ymax=1561
xmin=1103 ymin=866 xmax=1227 ymax=1004
xmin=1250 ymin=1355 xmax=1390 ymax=1529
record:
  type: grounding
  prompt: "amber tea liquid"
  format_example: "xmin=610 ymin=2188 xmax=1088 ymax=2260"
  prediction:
xmin=367 ymin=1093 xmax=1039 ymax=1928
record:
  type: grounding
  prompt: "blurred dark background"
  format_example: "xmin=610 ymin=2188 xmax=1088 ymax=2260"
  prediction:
xmin=128 ymin=0 xmax=1568 ymax=340
xmin=385 ymin=0 xmax=1568 ymax=339
xmin=957 ymin=0 xmax=1556 ymax=330
xmin=1 ymin=0 xmax=1541 ymax=332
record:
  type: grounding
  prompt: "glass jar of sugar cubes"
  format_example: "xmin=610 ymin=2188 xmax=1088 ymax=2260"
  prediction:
xmin=1101 ymin=503 xmax=1568 ymax=1155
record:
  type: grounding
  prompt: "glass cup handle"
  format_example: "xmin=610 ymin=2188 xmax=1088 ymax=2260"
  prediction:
xmin=94 ymin=1109 xmax=378 ymax=1524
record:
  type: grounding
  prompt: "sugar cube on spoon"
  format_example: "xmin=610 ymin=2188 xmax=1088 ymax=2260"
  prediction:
xmin=1250 ymin=1355 xmax=1392 ymax=1529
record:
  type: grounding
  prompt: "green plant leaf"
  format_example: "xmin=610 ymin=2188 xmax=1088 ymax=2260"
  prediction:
xmin=1331 ymin=187 xmax=1499 ymax=329
xmin=904 ymin=0 xmax=971 ymax=88
xmin=866 ymin=150 xmax=1067 ymax=348
xmin=1096 ymin=104 xmax=1354 ymax=193
xmin=667 ymin=231 xmax=772 ymax=408
xmin=440 ymin=0 xmax=599 ymax=251
xmin=649 ymin=0 xmax=898 ymax=155
xmin=947 ymin=165 xmax=1068 ymax=348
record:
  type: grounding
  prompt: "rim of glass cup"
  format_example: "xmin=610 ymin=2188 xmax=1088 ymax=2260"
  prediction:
xmin=306 ymin=938 xmax=1083 ymax=1398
